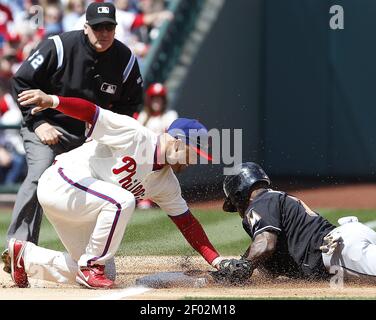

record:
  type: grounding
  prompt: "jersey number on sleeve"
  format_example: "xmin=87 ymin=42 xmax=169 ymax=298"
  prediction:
xmin=28 ymin=50 xmax=44 ymax=70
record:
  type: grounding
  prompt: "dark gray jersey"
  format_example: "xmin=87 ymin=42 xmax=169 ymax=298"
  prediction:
xmin=12 ymin=30 xmax=143 ymax=135
xmin=242 ymin=189 xmax=335 ymax=278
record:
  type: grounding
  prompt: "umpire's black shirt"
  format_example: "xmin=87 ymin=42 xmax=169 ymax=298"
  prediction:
xmin=12 ymin=30 xmax=143 ymax=136
xmin=242 ymin=189 xmax=335 ymax=279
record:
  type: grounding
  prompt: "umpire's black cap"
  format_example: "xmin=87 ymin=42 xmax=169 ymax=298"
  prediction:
xmin=86 ymin=2 xmax=117 ymax=26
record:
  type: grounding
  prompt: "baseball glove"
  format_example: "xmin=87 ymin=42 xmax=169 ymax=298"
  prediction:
xmin=210 ymin=258 xmax=253 ymax=285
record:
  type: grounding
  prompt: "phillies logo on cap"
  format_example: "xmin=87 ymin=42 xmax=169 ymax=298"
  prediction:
xmin=98 ymin=7 xmax=110 ymax=14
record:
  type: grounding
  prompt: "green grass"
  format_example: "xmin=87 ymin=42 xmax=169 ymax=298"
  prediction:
xmin=184 ymin=296 xmax=376 ymax=300
xmin=317 ymin=209 xmax=376 ymax=225
xmin=0 ymin=208 xmax=375 ymax=256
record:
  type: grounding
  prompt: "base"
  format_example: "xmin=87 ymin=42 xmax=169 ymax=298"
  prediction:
xmin=135 ymin=271 xmax=209 ymax=288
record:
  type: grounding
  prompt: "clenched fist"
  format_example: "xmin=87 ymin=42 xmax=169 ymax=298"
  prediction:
xmin=35 ymin=122 xmax=63 ymax=145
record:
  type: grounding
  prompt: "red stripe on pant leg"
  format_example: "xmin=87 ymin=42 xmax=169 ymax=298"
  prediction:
xmin=58 ymin=168 xmax=123 ymax=265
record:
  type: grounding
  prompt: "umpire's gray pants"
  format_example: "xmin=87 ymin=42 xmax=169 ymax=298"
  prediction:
xmin=6 ymin=125 xmax=85 ymax=244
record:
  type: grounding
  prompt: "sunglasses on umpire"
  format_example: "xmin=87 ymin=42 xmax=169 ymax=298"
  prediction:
xmin=91 ymin=23 xmax=116 ymax=32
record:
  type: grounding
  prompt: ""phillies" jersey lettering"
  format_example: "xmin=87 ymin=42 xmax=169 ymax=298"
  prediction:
xmin=112 ymin=156 xmax=145 ymax=199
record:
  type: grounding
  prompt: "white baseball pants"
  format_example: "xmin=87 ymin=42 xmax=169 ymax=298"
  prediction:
xmin=322 ymin=219 xmax=376 ymax=280
xmin=21 ymin=164 xmax=135 ymax=284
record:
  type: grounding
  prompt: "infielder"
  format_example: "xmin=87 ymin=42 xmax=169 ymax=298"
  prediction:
xmin=8 ymin=89 xmax=227 ymax=289
xmin=5 ymin=2 xmax=143 ymax=250
xmin=211 ymin=162 xmax=376 ymax=283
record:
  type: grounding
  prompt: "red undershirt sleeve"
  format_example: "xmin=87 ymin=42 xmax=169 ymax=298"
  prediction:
xmin=169 ymin=210 xmax=220 ymax=266
xmin=56 ymin=96 xmax=97 ymax=124
xmin=0 ymin=98 xmax=9 ymax=115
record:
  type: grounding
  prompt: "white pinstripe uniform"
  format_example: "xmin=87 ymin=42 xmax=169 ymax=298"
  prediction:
xmin=8 ymin=22 xmax=144 ymax=247
xmin=22 ymin=109 xmax=189 ymax=284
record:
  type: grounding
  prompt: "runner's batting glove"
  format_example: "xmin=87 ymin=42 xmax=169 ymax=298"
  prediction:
xmin=320 ymin=232 xmax=343 ymax=255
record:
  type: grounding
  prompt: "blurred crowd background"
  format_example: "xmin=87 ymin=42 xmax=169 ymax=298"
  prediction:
xmin=2 ymin=0 xmax=372 ymax=197
xmin=0 ymin=0 xmax=175 ymax=186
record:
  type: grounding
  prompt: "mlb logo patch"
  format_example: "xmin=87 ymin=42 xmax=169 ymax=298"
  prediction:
xmin=98 ymin=7 xmax=110 ymax=14
xmin=101 ymin=82 xmax=117 ymax=94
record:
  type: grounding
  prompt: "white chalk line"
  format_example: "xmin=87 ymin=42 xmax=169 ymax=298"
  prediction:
xmin=92 ymin=286 xmax=152 ymax=300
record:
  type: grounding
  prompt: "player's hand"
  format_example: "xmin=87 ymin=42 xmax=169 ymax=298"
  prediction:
xmin=18 ymin=89 xmax=54 ymax=114
xmin=210 ymin=258 xmax=253 ymax=285
xmin=35 ymin=122 xmax=63 ymax=145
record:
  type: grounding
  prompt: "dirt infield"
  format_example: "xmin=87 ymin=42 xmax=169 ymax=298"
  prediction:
xmin=1 ymin=183 xmax=376 ymax=300
xmin=191 ymin=183 xmax=376 ymax=210
xmin=1 ymin=256 xmax=376 ymax=300
xmin=290 ymin=183 xmax=376 ymax=209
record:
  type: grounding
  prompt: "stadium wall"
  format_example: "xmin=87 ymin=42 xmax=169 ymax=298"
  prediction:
xmin=176 ymin=0 xmax=376 ymax=193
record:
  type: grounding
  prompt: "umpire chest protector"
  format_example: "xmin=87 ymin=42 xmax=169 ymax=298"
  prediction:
xmin=47 ymin=31 xmax=136 ymax=106
xmin=13 ymin=30 xmax=142 ymax=135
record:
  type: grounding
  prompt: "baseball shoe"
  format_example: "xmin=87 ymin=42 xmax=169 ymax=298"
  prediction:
xmin=1 ymin=248 xmax=10 ymax=274
xmin=76 ymin=265 xmax=114 ymax=289
xmin=8 ymin=238 xmax=29 ymax=288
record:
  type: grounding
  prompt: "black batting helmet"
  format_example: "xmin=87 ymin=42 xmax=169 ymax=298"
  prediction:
xmin=223 ymin=162 xmax=271 ymax=213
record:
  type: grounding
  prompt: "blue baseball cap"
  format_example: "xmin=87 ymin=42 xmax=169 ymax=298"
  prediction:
xmin=167 ymin=118 xmax=212 ymax=161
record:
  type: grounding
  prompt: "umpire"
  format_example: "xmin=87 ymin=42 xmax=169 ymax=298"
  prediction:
xmin=5 ymin=2 xmax=143 ymax=246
